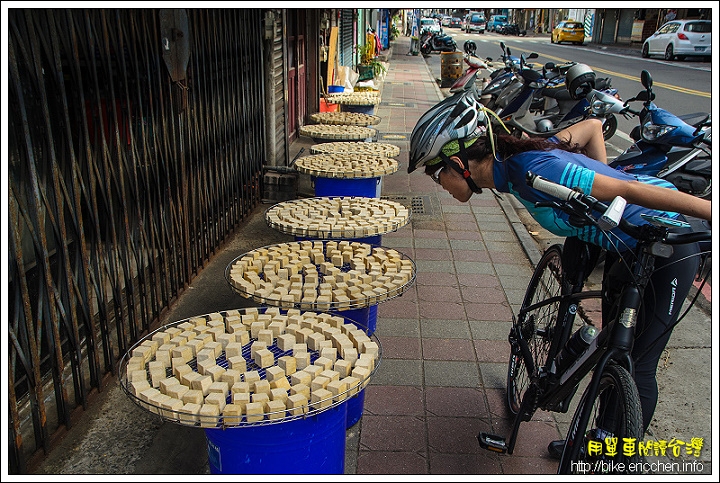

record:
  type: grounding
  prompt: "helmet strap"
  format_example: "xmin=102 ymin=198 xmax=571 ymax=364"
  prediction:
xmin=439 ymin=147 xmax=483 ymax=194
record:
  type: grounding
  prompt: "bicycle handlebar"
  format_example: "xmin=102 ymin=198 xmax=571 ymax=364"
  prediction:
xmin=526 ymin=172 xmax=711 ymax=246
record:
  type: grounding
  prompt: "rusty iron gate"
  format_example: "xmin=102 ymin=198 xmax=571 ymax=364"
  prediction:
xmin=7 ymin=8 xmax=266 ymax=473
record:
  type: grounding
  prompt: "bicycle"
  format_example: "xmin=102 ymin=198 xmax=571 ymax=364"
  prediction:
xmin=478 ymin=172 xmax=711 ymax=474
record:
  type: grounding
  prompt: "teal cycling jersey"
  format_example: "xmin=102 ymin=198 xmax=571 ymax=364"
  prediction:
xmin=493 ymin=149 xmax=680 ymax=251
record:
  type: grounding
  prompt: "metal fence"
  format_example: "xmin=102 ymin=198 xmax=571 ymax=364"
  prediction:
xmin=7 ymin=8 xmax=266 ymax=472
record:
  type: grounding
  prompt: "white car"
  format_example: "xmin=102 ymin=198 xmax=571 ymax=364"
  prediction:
xmin=420 ymin=17 xmax=442 ymax=35
xmin=641 ymin=19 xmax=711 ymax=61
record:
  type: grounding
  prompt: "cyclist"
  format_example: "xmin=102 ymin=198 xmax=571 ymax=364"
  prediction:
xmin=408 ymin=90 xmax=711 ymax=458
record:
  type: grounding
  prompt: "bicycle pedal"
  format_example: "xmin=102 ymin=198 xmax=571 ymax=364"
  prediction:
xmin=477 ymin=432 xmax=508 ymax=453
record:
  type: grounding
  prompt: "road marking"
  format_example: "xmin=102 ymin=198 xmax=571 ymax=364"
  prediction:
xmin=455 ymin=36 xmax=712 ymax=96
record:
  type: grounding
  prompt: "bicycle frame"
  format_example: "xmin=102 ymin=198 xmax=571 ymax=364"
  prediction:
xmin=502 ymin=253 xmax=630 ymax=453
xmin=485 ymin=238 xmax=653 ymax=460
xmin=479 ymin=172 xmax=710 ymax=474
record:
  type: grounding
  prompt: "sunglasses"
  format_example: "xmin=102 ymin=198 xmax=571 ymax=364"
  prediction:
xmin=430 ymin=164 xmax=446 ymax=184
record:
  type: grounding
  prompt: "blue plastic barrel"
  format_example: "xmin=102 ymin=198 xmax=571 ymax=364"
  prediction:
xmin=328 ymin=305 xmax=375 ymax=428
xmin=367 ymin=304 xmax=378 ymax=335
xmin=313 ymin=176 xmax=380 ymax=198
xmin=205 ymin=402 xmax=348 ymax=474
xmin=345 ymin=389 xmax=367 ymax=428
xmin=332 ymin=306 xmax=371 ymax=334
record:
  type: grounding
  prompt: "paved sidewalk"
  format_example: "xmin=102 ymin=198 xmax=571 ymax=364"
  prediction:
xmin=29 ymin=35 xmax=713 ymax=478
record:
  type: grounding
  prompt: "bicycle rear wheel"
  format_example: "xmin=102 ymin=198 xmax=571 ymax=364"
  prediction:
xmin=507 ymin=244 xmax=563 ymax=414
xmin=558 ymin=364 xmax=643 ymax=474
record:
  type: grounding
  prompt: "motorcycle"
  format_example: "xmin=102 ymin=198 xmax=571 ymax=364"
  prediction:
xmin=530 ymin=65 xmax=619 ymax=139
xmin=497 ymin=24 xmax=527 ymax=36
xmin=478 ymin=42 xmax=540 ymax=108
xmin=609 ymin=69 xmax=712 ymax=200
xmin=609 ymin=70 xmax=712 ymax=280
xmin=448 ymin=40 xmax=493 ymax=94
xmin=491 ymin=62 xmax=622 ymax=140
xmin=420 ymin=30 xmax=457 ymax=55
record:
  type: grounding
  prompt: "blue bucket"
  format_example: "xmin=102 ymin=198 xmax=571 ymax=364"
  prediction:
xmin=342 ymin=104 xmax=376 ymax=115
xmin=313 ymin=176 xmax=380 ymax=198
xmin=328 ymin=85 xmax=345 ymax=94
xmin=345 ymin=389 xmax=367 ymax=428
xmin=331 ymin=306 xmax=372 ymax=334
xmin=368 ymin=304 xmax=378 ymax=335
xmin=329 ymin=306 xmax=375 ymax=428
xmin=205 ymin=402 xmax=348 ymax=474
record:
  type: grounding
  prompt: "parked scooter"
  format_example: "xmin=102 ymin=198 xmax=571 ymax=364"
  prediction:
xmin=420 ymin=30 xmax=457 ymax=55
xmin=478 ymin=42 xmax=539 ymax=108
xmin=492 ymin=63 xmax=622 ymax=140
xmin=448 ymin=40 xmax=493 ymax=94
xmin=497 ymin=24 xmax=527 ymax=36
xmin=531 ymin=65 xmax=619 ymax=139
xmin=609 ymin=69 xmax=712 ymax=279
xmin=609 ymin=69 xmax=712 ymax=200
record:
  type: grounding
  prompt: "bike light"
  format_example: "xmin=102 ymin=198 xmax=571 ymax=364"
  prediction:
xmin=598 ymin=196 xmax=627 ymax=231
xmin=641 ymin=122 xmax=677 ymax=141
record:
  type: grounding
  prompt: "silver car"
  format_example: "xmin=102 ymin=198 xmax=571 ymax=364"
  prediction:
xmin=641 ymin=19 xmax=711 ymax=61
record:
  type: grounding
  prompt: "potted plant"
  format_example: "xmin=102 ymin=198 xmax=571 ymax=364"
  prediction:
xmin=357 ymin=43 xmax=386 ymax=81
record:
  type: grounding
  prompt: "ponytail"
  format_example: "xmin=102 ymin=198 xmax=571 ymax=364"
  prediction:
xmin=466 ymin=133 xmax=588 ymax=163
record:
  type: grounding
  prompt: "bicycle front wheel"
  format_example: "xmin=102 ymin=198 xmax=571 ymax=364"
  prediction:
xmin=558 ymin=364 xmax=643 ymax=474
xmin=507 ymin=244 xmax=563 ymax=414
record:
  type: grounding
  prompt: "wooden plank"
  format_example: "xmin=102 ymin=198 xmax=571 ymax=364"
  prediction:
xmin=326 ymin=26 xmax=339 ymax=87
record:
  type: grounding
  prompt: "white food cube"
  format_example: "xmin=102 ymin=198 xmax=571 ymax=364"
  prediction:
xmin=222 ymin=404 xmax=243 ymax=424
xmin=278 ymin=355 xmax=297 ymax=375
xmin=191 ymin=375 xmax=213 ymax=396
xmin=265 ymin=400 xmax=286 ymax=420
xmin=310 ymin=388 xmax=333 ymax=410
xmin=286 ymin=394 xmax=309 ymax=416
xmin=265 ymin=366 xmax=286 ymax=383
xmin=227 ymin=356 xmax=247 ymax=372
xmin=204 ymin=392 xmax=227 ymax=412
xmin=244 ymin=402 xmax=265 ymax=422
xmin=181 ymin=389 xmax=204 ymax=405
xmin=179 ymin=403 xmax=201 ymax=424
xmin=199 ymin=403 xmax=220 ymax=427
xmin=253 ymin=348 xmax=275 ymax=368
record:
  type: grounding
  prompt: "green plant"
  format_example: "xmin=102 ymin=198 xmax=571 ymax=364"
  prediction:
xmin=366 ymin=59 xmax=386 ymax=77
xmin=390 ymin=23 xmax=400 ymax=41
xmin=358 ymin=42 xmax=386 ymax=79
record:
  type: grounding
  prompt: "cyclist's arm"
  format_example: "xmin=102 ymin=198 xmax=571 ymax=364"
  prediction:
xmin=554 ymin=119 xmax=608 ymax=164
xmin=589 ymin=173 xmax=712 ymax=222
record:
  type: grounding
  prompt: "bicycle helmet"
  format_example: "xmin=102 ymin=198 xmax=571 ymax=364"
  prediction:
xmin=408 ymin=89 xmax=487 ymax=173
xmin=565 ymin=63 xmax=596 ymax=100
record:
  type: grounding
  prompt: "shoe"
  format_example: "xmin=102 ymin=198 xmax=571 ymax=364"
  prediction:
xmin=547 ymin=439 xmax=565 ymax=460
